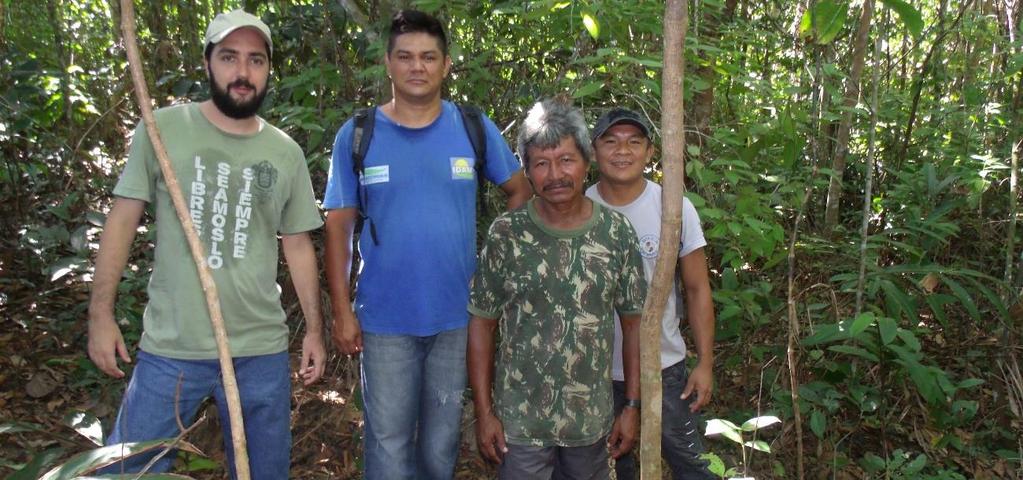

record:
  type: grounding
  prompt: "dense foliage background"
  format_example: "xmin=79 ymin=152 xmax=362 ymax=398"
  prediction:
xmin=1 ymin=0 xmax=1021 ymax=478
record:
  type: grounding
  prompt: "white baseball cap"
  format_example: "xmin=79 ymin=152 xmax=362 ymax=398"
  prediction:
xmin=205 ymin=9 xmax=272 ymax=57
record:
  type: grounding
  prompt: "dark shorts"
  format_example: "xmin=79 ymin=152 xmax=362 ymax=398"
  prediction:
xmin=498 ymin=436 xmax=610 ymax=480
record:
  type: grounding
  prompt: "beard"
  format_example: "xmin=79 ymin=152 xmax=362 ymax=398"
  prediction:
xmin=207 ymin=67 xmax=268 ymax=119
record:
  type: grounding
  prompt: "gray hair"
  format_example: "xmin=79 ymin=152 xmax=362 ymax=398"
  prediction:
xmin=516 ymin=99 xmax=593 ymax=170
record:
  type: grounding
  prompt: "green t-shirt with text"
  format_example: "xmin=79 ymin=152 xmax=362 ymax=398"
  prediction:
xmin=469 ymin=199 xmax=646 ymax=447
xmin=114 ymin=103 xmax=322 ymax=359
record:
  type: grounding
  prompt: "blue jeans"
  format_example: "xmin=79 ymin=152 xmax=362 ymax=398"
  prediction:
xmin=100 ymin=350 xmax=291 ymax=479
xmin=612 ymin=362 xmax=714 ymax=480
xmin=360 ymin=327 xmax=468 ymax=480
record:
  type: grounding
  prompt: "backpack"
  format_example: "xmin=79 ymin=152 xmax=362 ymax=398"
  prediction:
xmin=350 ymin=104 xmax=489 ymax=245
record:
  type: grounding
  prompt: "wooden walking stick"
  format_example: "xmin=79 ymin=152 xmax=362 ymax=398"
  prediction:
xmin=640 ymin=0 xmax=688 ymax=478
xmin=119 ymin=2 xmax=251 ymax=478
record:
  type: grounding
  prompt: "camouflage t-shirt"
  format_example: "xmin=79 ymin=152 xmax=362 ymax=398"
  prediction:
xmin=469 ymin=198 xmax=646 ymax=447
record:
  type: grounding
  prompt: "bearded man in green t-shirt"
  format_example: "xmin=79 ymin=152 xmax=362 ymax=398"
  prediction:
xmin=468 ymin=98 xmax=647 ymax=479
xmin=86 ymin=10 xmax=325 ymax=478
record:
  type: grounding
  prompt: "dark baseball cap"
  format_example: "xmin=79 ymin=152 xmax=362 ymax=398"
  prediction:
xmin=591 ymin=108 xmax=652 ymax=142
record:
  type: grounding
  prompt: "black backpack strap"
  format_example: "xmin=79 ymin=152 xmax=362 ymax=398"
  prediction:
xmin=457 ymin=104 xmax=488 ymax=178
xmin=457 ymin=104 xmax=489 ymax=217
xmin=350 ymin=107 xmax=379 ymax=245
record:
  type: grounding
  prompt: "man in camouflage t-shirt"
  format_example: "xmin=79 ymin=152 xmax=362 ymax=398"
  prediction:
xmin=468 ymin=99 xmax=646 ymax=479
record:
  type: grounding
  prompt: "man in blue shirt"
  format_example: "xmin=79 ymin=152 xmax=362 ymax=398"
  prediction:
xmin=322 ymin=9 xmax=530 ymax=479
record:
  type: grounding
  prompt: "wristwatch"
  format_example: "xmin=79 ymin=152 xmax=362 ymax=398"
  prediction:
xmin=623 ymin=398 xmax=641 ymax=410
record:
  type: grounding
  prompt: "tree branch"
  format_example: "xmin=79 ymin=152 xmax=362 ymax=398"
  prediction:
xmin=641 ymin=1 xmax=688 ymax=478
xmin=119 ymin=1 xmax=250 ymax=478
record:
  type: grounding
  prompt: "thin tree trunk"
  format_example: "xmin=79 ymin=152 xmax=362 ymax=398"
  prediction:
xmin=784 ymin=37 xmax=830 ymax=480
xmin=688 ymin=0 xmax=737 ymax=154
xmin=641 ymin=1 xmax=687 ymax=478
xmin=119 ymin=2 xmax=250 ymax=478
xmin=785 ymin=178 xmax=814 ymax=480
xmin=856 ymin=34 xmax=882 ymax=317
xmin=898 ymin=0 xmax=973 ymax=166
xmin=1006 ymin=0 xmax=1021 ymax=287
xmin=824 ymin=0 xmax=874 ymax=229
xmin=1007 ymin=142 xmax=1019 ymax=286
xmin=47 ymin=0 xmax=74 ymax=126
xmin=339 ymin=0 xmax=379 ymax=45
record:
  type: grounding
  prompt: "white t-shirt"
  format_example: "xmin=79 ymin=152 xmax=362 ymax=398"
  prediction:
xmin=586 ymin=179 xmax=707 ymax=381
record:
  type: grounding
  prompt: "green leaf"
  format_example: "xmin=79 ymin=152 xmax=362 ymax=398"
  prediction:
xmin=804 ymin=0 xmax=850 ymax=45
xmin=719 ymin=427 xmax=743 ymax=445
xmin=622 ymin=55 xmax=663 ymax=68
xmin=798 ymin=9 xmax=813 ymax=38
xmin=860 ymin=452 xmax=887 ymax=472
xmin=39 ymin=440 xmax=202 ymax=480
xmin=965 ymin=276 xmax=1011 ymax=321
xmin=802 ymin=321 xmax=849 ymax=345
xmin=877 ymin=317 xmax=897 ymax=345
xmin=886 ymin=343 xmax=918 ymax=365
xmin=957 ymin=378 xmax=984 ymax=389
xmin=942 ymin=276 xmax=980 ymax=320
xmin=49 ymin=256 xmax=87 ymax=282
xmin=581 ymin=12 xmax=600 ymax=40
xmin=850 ymin=312 xmax=875 ymax=338
xmin=741 ymin=415 xmax=782 ymax=432
xmin=705 ymin=418 xmax=743 ymax=444
xmin=908 ymin=363 xmax=943 ymax=405
xmin=1007 ymin=52 xmax=1023 ymax=76
xmin=924 ymin=294 xmax=951 ymax=329
xmin=880 ymin=0 xmax=924 ymax=38
xmin=74 ymin=475 xmax=196 ymax=479
xmin=745 ymin=439 xmax=772 ymax=453
xmin=86 ymin=210 xmax=107 ymax=227
xmin=8 ymin=447 xmax=64 ymax=480
xmin=572 ymin=81 xmax=603 ymax=99
xmin=183 ymin=455 xmax=221 ymax=471
xmin=904 ymin=453 xmax=927 ymax=473
xmin=0 ymin=421 xmax=46 ymax=434
xmin=809 ymin=409 xmax=826 ymax=438
xmin=700 ymin=452 xmax=727 ymax=476
xmin=828 ymin=344 xmax=880 ymax=362
xmin=896 ymin=328 xmax=921 ymax=352
xmin=64 ymin=410 xmax=103 ymax=446
xmin=880 ymin=280 xmax=916 ymax=320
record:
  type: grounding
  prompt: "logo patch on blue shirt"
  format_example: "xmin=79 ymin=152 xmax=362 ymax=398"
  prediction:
xmin=450 ymin=157 xmax=475 ymax=180
xmin=360 ymin=165 xmax=389 ymax=185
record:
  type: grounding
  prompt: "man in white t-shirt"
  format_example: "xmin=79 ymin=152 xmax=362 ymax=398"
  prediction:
xmin=586 ymin=108 xmax=716 ymax=479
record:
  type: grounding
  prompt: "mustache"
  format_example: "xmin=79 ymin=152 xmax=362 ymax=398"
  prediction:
xmin=229 ymin=79 xmax=256 ymax=90
xmin=542 ymin=180 xmax=573 ymax=191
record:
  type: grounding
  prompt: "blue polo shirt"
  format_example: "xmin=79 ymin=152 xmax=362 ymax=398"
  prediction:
xmin=323 ymin=101 xmax=521 ymax=335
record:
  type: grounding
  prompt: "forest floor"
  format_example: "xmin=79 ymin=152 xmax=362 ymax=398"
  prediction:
xmin=0 ymin=290 xmax=752 ymax=478
xmin=0 ymin=313 xmax=824 ymax=480
xmin=0 ymin=241 xmax=1019 ymax=479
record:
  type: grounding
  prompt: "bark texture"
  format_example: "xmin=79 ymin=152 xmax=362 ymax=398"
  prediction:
xmin=641 ymin=1 xmax=688 ymax=478
xmin=824 ymin=0 xmax=874 ymax=229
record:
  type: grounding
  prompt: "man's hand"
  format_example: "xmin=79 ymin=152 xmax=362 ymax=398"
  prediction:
xmin=608 ymin=405 xmax=639 ymax=459
xmin=300 ymin=331 xmax=326 ymax=385
xmin=475 ymin=410 xmax=508 ymax=464
xmin=681 ymin=362 xmax=713 ymax=412
xmin=87 ymin=313 xmax=131 ymax=378
xmin=87 ymin=197 xmax=145 ymax=379
xmin=331 ymin=311 xmax=363 ymax=355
